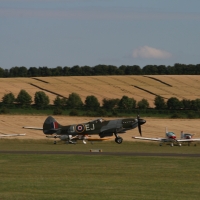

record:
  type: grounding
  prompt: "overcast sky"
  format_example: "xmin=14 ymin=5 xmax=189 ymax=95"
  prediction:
xmin=0 ymin=0 xmax=200 ymax=69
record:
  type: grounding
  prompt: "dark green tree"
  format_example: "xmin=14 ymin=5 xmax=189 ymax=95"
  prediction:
xmin=118 ymin=65 xmax=126 ymax=75
xmin=39 ymin=66 xmax=52 ymax=76
xmin=63 ymin=66 xmax=70 ymax=76
xmin=93 ymin=65 xmax=108 ymax=75
xmin=9 ymin=66 xmax=19 ymax=77
xmin=69 ymin=65 xmax=82 ymax=76
xmin=81 ymin=65 xmax=93 ymax=75
xmin=118 ymin=96 xmax=136 ymax=110
xmin=2 ymin=92 xmax=15 ymax=106
xmin=102 ymin=98 xmax=120 ymax=110
xmin=167 ymin=97 xmax=182 ymax=109
xmin=52 ymin=66 xmax=63 ymax=76
xmin=34 ymin=91 xmax=50 ymax=109
xmin=85 ymin=95 xmax=100 ymax=111
xmin=66 ymin=93 xmax=83 ymax=109
xmin=191 ymin=99 xmax=200 ymax=111
xmin=154 ymin=95 xmax=166 ymax=109
xmin=125 ymin=65 xmax=141 ymax=75
xmin=0 ymin=67 xmax=5 ymax=77
xmin=28 ymin=67 xmax=39 ymax=77
xmin=16 ymin=89 xmax=32 ymax=107
xmin=181 ymin=99 xmax=191 ymax=109
xmin=53 ymin=96 xmax=67 ymax=108
xmin=18 ymin=66 xmax=28 ymax=77
xmin=137 ymin=98 xmax=149 ymax=109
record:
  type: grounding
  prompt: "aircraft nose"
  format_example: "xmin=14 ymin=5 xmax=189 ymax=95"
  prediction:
xmin=139 ymin=119 xmax=146 ymax=125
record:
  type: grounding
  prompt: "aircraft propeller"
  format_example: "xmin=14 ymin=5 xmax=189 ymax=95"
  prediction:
xmin=137 ymin=114 xmax=146 ymax=136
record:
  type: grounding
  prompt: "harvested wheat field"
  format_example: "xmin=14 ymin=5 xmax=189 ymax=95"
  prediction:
xmin=1 ymin=75 xmax=200 ymax=107
xmin=1 ymin=115 xmax=200 ymax=141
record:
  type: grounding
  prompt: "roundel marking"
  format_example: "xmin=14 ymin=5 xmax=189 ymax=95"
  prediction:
xmin=75 ymin=124 xmax=85 ymax=133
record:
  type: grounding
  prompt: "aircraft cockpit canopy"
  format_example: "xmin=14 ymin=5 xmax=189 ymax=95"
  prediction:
xmin=167 ymin=132 xmax=175 ymax=136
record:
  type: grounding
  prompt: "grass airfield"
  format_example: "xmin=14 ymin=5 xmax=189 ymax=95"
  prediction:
xmin=0 ymin=140 xmax=200 ymax=200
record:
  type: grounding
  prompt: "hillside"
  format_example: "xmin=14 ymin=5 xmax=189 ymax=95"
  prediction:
xmin=0 ymin=75 xmax=200 ymax=107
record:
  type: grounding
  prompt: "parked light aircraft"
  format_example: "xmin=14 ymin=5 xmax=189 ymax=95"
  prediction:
xmin=133 ymin=128 xmax=200 ymax=146
xmin=23 ymin=115 xmax=146 ymax=144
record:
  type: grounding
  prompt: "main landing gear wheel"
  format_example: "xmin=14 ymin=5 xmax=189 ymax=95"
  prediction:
xmin=54 ymin=141 xmax=57 ymax=144
xmin=115 ymin=137 xmax=123 ymax=144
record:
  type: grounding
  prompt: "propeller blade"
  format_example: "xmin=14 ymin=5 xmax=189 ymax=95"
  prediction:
xmin=137 ymin=114 xmax=142 ymax=136
xmin=138 ymin=124 xmax=142 ymax=136
xmin=137 ymin=114 xmax=146 ymax=136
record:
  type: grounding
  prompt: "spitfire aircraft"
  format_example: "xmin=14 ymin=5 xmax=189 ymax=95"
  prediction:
xmin=23 ymin=115 xmax=146 ymax=144
xmin=133 ymin=128 xmax=200 ymax=146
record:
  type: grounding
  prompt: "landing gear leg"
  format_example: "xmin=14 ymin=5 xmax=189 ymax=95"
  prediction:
xmin=114 ymin=132 xmax=123 ymax=144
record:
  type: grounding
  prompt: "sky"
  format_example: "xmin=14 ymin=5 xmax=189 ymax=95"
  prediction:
xmin=0 ymin=0 xmax=200 ymax=69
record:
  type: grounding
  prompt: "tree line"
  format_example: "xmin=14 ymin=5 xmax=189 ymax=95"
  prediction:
xmin=1 ymin=63 xmax=200 ymax=77
xmin=1 ymin=90 xmax=200 ymax=118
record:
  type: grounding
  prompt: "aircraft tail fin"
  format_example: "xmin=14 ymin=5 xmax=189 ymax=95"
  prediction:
xmin=43 ymin=116 xmax=62 ymax=135
xmin=181 ymin=131 xmax=184 ymax=139
xmin=165 ymin=127 xmax=168 ymax=138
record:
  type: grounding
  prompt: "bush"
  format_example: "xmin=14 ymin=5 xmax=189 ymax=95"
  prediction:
xmin=170 ymin=112 xmax=182 ymax=118
xmin=53 ymin=108 xmax=63 ymax=115
xmin=0 ymin=107 xmax=10 ymax=114
xmin=69 ymin=109 xmax=79 ymax=116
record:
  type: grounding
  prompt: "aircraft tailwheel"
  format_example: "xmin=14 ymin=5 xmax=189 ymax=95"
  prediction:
xmin=115 ymin=137 xmax=123 ymax=144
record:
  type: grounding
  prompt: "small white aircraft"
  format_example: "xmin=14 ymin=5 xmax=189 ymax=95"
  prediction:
xmin=133 ymin=128 xmax=200 ymax=147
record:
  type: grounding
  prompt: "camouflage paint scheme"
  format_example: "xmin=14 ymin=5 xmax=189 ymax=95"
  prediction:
xmin=42 ymin=116 xmax=146 ymax=144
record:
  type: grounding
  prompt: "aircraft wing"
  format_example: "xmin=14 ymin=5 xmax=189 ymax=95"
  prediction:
xmin=23 ymin=126 xmax=43 ymax=130
xmin=133 ymin=136 xmax=163 ymax=141
xmin=87 ymin=137 xmax=112 ymax=141
xmin=0 ymin=133 xmax=26 ymax=137
xmin=177 ymin=139 xmax=200 ymax=142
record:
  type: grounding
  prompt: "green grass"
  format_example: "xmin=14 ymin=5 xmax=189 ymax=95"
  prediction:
xmin=0 ymin=140 xmax=200 ymax=199
xmin=0 ymin=139 xmax=200 ymax=154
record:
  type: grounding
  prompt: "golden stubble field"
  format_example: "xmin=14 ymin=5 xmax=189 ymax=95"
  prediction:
xmin=1 ymin=115 xmax=200 ymax=141
xmin=1 ymin=75 xmax=200 ymax=107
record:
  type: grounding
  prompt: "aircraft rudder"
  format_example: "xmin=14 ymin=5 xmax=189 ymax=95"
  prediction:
xmin=43 ymin=116 xmax=62 ymax=134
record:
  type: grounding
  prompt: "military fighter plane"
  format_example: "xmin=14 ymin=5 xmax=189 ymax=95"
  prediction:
xmin=133 ymin=128 xmax=200 ymax=146
xmin=23 ymin=115 xmax=146 ymax=144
